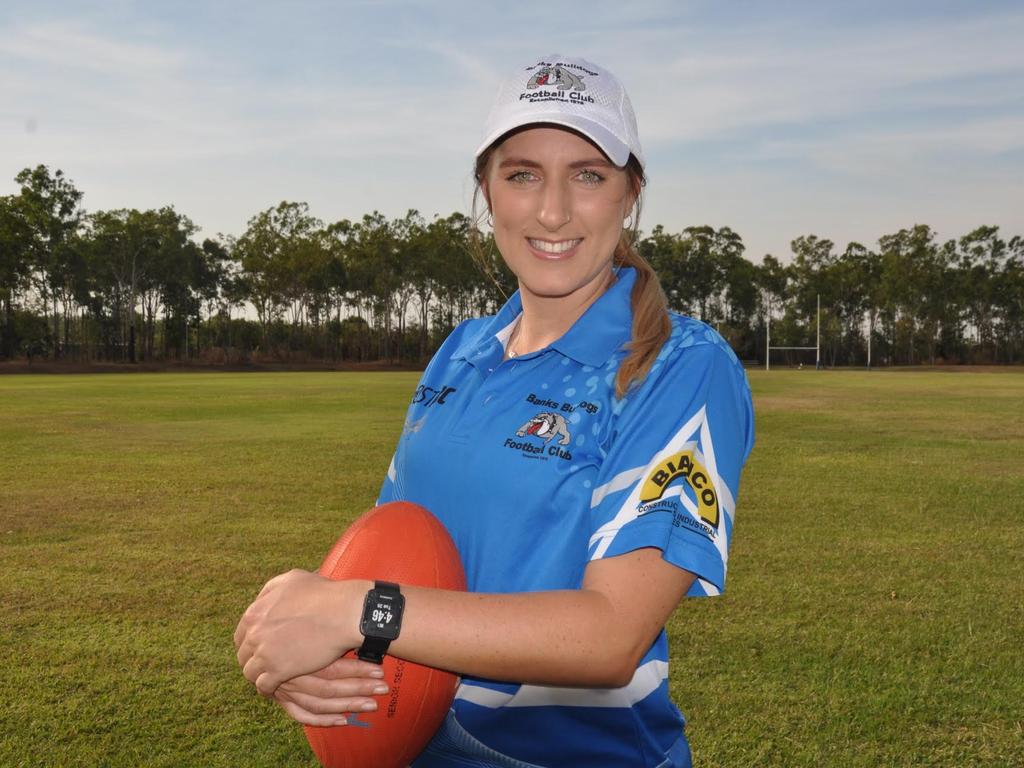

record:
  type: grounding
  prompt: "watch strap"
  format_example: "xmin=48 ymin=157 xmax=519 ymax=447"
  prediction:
xmin=357 ymin=634 xmax=390 ymax=664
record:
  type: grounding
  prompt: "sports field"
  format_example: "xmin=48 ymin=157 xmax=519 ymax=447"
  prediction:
xmin=1 ymin=369 xmax=1021 ymax=767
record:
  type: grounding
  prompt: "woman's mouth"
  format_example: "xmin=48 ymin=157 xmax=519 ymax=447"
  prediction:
xmin=527 ymin=238 xmax=583 ymax=258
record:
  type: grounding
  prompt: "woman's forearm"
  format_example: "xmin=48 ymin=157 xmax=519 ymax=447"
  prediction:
xmin=338 ymin=549 xmax=695 ymax=688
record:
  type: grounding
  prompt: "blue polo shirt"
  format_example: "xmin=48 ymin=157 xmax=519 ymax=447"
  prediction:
xmin=377 ymin=267 xmax=755 ymax=768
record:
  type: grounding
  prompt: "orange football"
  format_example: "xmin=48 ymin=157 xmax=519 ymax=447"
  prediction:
xmin=304 ymin=502 xmax=466 ymax=768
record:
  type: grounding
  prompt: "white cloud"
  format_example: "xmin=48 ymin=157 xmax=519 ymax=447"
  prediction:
xmin=1 ymin=3 xmax=1021 ymax=257
xmin=621 ymin=8 xmax=1024 ymax=145
xmin=0 ymin=18 xmax=185 ymax=74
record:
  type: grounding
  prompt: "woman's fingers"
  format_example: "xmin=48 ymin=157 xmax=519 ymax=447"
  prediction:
xmin=277 ymin=697 xmax=349 ymax=728
xmin=280 ymin=674 xmax=389 ymax=702
xmin=274 ymin=676 xmax=390 ymax=726
xmin=277 ymin=686 xmax=382 ymax=717
xmin=313 ymin=656 xmax=386 ymax=681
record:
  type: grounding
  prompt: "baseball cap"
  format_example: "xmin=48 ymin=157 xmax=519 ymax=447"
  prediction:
xmin=475 ymin=54 xmax=644 ymax=169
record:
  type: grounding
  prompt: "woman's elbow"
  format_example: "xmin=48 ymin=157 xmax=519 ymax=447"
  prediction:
xmin=591 ymin=639 xmax=650 ymax=689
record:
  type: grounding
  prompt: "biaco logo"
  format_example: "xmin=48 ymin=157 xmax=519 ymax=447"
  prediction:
xmin=637 ymin=446 xmax=720 ymax=537
xmin=503 ymin=411 xmax=573 ymax=460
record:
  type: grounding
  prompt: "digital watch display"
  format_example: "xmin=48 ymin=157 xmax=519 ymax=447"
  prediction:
xmin=357 ymin=581 xmax=405 ymax=663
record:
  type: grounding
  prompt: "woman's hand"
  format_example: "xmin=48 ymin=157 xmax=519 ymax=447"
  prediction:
xmin=274 ymin=657 xmax=391 ymax=727
xmin=234 ymin=568 xmax=367 ymax=697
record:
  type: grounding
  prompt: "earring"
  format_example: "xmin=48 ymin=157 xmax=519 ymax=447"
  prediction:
xmin=623 ymin=214 xmax=633 ymax=229
xmin=486 ymin=211 xmax=493 ymax=227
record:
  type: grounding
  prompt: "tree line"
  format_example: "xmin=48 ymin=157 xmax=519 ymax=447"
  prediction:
xmin=2 ymin=165 xmax=1022 ymax=367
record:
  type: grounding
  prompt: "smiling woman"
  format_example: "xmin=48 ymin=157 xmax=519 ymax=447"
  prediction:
xmin=235 ymin=54 xmax=756 ymax=768
xmin=483 ymin=128 xmax=633 ymax=327
xmin=476 ymin=126 xmax=655 ymax=382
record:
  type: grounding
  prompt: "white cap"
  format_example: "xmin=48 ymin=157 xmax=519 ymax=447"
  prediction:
xmin=475 ymin=54 xmax=644 ymax=169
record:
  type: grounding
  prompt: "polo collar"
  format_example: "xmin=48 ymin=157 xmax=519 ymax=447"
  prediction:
xmin=450 ymin=267 xmax=636 ymax=368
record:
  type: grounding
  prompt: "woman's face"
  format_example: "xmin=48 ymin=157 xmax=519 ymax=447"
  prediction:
xmin=482 ymin=126 xmax=635 ymax=306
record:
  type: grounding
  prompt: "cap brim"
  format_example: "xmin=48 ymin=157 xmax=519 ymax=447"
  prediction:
xmin=475 ymin=114 xmax=634 ymax=168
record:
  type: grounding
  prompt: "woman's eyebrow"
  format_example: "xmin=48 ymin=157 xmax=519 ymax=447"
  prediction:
xmin=497 ymin=158 xmax=543 ymax=169
xmin=497 ymin=157 xmax=614 ymax=169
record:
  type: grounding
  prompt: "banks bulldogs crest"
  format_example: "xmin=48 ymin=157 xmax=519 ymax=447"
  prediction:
xmin=516 ymin=411 xmax=571 ymax=445
xmin=527 ymin=65 xmax=586 ymax=92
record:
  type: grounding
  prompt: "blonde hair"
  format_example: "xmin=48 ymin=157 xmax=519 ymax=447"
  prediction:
xmin=472 ymin=139 xmax=671 ymax=399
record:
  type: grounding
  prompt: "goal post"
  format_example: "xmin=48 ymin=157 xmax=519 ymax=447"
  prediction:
xmin=765 ymin=293 xmax=822 ymax=371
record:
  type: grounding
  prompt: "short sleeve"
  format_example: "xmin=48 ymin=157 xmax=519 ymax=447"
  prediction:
xmin=587 ymin=338 xmax=755 ymax=597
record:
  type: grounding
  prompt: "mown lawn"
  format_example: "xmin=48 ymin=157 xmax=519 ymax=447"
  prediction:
xmin=1 ymin=370 xmax=1021 ymax=767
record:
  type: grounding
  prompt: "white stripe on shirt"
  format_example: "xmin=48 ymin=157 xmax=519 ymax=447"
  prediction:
xmin=455 ymin=660 xmax=669 ymax=710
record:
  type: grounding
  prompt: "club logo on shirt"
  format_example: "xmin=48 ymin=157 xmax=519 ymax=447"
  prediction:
xmin=503 ymin=411 xmax=573 ymax=461
xmin=516 ymin=412 xmax=571 ymax=445
xmin=638 ymin=447 xmax=720 ymax=528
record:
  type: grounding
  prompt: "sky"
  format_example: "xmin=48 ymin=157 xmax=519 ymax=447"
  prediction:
xmin=1 ymin=0 xmax=1022 ymax=264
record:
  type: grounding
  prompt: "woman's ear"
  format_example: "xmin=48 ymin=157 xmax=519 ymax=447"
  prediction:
xmin=626 ymin=175 xmax=641 ymax=213
xmin=480 ymin=177 xmax=492 ymax=214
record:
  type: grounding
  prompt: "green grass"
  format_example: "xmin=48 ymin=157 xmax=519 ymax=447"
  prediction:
xmin=1 ymin=370 xmax=1022 ymax=766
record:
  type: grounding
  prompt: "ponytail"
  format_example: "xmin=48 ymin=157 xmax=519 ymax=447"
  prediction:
xmin=613 ymin=232 xmax=672 ymax=400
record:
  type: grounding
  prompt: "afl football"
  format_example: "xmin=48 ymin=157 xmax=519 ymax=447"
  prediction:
xmin=303 ymin=501 xmax=466 ymax=768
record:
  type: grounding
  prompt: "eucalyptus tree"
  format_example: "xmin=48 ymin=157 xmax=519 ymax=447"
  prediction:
xmin=995 ymin=237 xmax=1024 ymax=361
xmin=957 ymin=226 xmax=1008 ymax=361
xmin=875 ymin=226 xmax=926 ymax=364
xmin=391 ymin=210 xmax=427 ymax=358
xmin=14 ymin=165 xmax=84 ymax=355
xmin=149 ymin=207 xmax=207 ymax=358
xmin=82 ymin=208 xmax=162 ymax=361
xmin=344 ymin=211 xmax=402 ymax=359
xmin=720 ymin=250 xmax=758 ymax=357
xmin=299 ymin=229 xmax=344 ymax=354
xmin=672 ymin=225 xmax=745 ymax=322
xmin=320 ymin=219 xmax=352 ymax=326
xmin=407 ymin=215 xmax=445 ymax=358
xmin=791 ymin=236 xmax=877 ymax=365
xmin=234 ymin=201 xmax=318 ymax=345
xmin=200 ymin=237 xmax=233 ymax=321
xmin=0 ymin=195 xmax=32 ymax=357
xmin=638 ymin=225 xmax=683 ymax=312
xmin=755 ymin=253 xmax=790 ymax=323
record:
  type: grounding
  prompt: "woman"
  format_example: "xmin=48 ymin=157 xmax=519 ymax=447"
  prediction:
xmin=235 ymin=54 xmax=755 ymax=767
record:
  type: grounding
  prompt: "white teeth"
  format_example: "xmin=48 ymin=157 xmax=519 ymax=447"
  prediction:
xmin=528 ymin=238 xmax=581 ymax=254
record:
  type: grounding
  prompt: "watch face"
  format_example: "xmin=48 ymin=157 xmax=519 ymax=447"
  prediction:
xmin=361 ymin=590 xmax=404 ymax=641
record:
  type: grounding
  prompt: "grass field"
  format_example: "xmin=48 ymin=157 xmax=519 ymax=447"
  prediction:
xmin=1 ymin=369 xmax=1022 ymax=767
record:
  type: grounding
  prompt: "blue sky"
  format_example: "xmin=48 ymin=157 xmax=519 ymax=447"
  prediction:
xmin=2 ymin=1 xmax=1022 ymax=263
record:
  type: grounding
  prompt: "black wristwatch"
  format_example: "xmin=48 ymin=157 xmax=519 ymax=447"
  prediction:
xmin=357 ymin=581 xmax=405 ymax=664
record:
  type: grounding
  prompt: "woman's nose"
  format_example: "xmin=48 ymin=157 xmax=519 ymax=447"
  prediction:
xmin=536 ymin=181 xmax=572 ymax=231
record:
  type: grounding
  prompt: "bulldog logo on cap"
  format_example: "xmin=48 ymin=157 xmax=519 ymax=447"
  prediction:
xmin=526 ymin=65 xmax=586 ymax=93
